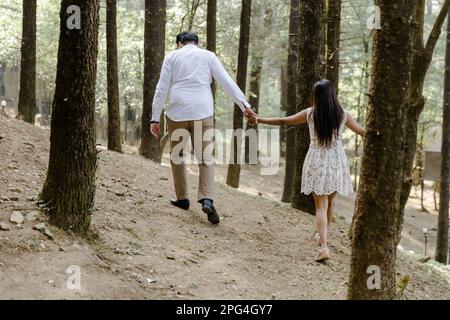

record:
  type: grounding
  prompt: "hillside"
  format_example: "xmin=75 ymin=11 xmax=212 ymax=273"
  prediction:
xmin=1 ymin=113 xmax=450 ymax=299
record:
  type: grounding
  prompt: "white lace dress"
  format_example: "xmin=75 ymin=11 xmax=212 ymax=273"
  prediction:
xmin=301 ymin=107 xmax=353 ymax=196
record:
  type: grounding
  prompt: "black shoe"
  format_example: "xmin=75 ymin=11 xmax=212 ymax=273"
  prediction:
xmin=200 ymin=199 xmax=220 ymax=225
xmin=170 ymin=198 xmax=190 ymax=210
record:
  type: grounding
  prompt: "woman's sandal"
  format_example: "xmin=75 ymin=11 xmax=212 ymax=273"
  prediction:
xmin=315 ymin=248 xmax=330 ymax=262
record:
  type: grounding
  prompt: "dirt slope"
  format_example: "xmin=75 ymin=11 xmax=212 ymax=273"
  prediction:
xmin=0 ymin=114 xmax=449 ymax=300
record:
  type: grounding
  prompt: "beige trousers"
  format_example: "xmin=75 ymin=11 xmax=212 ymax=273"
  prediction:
xmin=167 ymin=116 xmax=215 ymax=201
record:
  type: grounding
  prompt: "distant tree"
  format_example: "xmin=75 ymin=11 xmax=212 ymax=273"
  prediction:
xmin=245 ymin=5 xmax=273 ymax=163
xmin=325 ymin=0 xmax=341 ymax=91
xmin=226 ymin=0 xmax=252 ymax=188
xmin=17 ymin=0 xmax=37 ymax=124
xmin=281 ymin=0 xmax=299 ymax=203
xmin=348 ymin=0 xmax=417 ymax=299
xmin=207 ymin=0 xmax=217 ymax=104
xmin=106 ymin=0 xmax=122 ymax=152
xmin=291 ymin=0 xmax=326 ymax=214
xmin=140 ymin=0 xmax=166 ymax=162
xmin=41 ymin=0 xmax=100 ymax=236
xmin=179 ymin=0 xmax=201 ymax=32
xmin=435 ymin=10 xmax=450 ymax=265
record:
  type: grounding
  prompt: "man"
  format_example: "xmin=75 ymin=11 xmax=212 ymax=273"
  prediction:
xmin=150 ymin=31 xmax=256 ymax=225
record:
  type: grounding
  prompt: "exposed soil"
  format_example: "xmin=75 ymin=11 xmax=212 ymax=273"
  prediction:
xmin=1 ymin=114 xmax=449 ymax=299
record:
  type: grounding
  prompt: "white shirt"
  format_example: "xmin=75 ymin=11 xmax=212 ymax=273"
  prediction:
xmin=151 ymin=44 xmax=251 ymax=122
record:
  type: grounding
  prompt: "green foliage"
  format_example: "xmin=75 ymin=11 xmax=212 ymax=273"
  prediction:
xmin=0 ymin=0 xmax=446 ymax=147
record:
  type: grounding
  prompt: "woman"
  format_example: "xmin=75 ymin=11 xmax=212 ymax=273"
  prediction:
xmin=248 ymin=79 xmax=365 ymax=262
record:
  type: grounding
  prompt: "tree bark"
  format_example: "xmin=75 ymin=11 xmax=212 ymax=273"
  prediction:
xmin=106 ymin=0 xmax=122 ymax=153
xmin=41 ymin=0 xmax=100 ymax=236
xmin=280 ymin=65 xmax=288 ymax=158
xmin=291 ymin=0 xmax=325 ymax=214
xmin=281 ymin=0 xmax=299 ymax=203
xmin=17 ymin=0 xmax=37 ymax=124
xmin=140 ymin=0 xmax=166 ymax=162
xmin=226 ymin=0 xmax=252 ymax=188
xmin=435 ymin=11 xmax=450 ymax=265
xmin=347 ymin=0 xmax=416 ymax=300
xmin=325 ymin=0 xmax=341 ymax=92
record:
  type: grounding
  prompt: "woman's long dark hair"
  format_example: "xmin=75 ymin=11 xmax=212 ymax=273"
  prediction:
xmin=311 ymin=79 xmax=344 ymax=148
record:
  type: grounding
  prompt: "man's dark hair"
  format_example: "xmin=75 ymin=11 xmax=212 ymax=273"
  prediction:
xmin=176 ymin=31 xmax=199 ymax=45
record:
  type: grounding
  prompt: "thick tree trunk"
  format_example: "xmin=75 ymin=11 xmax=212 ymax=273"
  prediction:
xmin=397 ymin=0 xmax=450 ymax=244
xmin=281 ymin=0 xmax=299 ymax=203
xmin=41 ymin=0 xmax=100 ymax=236
xmin=291 ymin=0 xmax=325 ymax=214
xmin=17 ymin=0 xmax=37 ymax=124
xmin=226 ymin=0 xmax=251 ymax=188
xmin=325 ymin=0 xmax=341 ymax=91
xmin=207 ymin=0 xmax=217 ymax=120
xmin=106 ymin=0 xmax=122 ymax=153
xmin=140 ymin=0 xmax=166 ymax=162
xmin=435 ymin=12 xmax=450 ymax=264
xmin=347 ymin=0 xmax=416 ymax=300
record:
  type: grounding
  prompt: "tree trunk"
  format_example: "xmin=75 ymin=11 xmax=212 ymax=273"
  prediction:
xmin=352 ymin=39 xmax=369 ymax=192
xmin=188 ymin=0 xmax=201 ymax=30
xmin=207 ymin=0 xmax=217 ymax=119
xmin=140 ymin=0 xmax=166 ymax=162
xmin=226 ymin=0 xmax=252 ymax=188
xmin=347 ymin=0 xmax=416 ymax=300
xmin=435 ymin=11 xmax=450 ymax=265
xmin=244 ymin=53 xmax=262 ymax=164
xmin=248 ymin=56 xmax=262 ymax=116
xmin=280 ymin=65 xmax=288 ymax=158
xmin=397 ymin=0 xmax=450 ymax=245
xmin=17 ymin=0 xmax=37 ymax=124
xmin=291 ymin=0 xmax=325 ymax=214
xmin=106 ymin=0 xmax=122 ymax=153
xmin=281 ymin=0 xmax=299 ymax=203
xmin=244 ymin=6 xmax=273 ymax=163
xmin=41 ymin=0 xmax=100 ymax=236
xmin=325 ymin=0 xmax=341 ymax=91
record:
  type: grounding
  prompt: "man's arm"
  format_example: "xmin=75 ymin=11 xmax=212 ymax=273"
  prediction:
xmin=151 ymin=55 xmax=172 ymax=123
xmin=210 ymin=53 xmax=253 ymax=113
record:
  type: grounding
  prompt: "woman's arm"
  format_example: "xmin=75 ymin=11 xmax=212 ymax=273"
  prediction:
xmin=346 ymin=113 xmax=365 ymax=136
xmin=254 ymin=109 xmax=309 ymax=126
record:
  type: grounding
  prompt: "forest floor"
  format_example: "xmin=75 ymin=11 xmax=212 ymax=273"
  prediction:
xmin=1 ymin=113 xmax=450 ymax=299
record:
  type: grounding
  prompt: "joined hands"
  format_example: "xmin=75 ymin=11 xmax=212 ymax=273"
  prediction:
xmin=244 ymin=108 xmax=258 ymax=127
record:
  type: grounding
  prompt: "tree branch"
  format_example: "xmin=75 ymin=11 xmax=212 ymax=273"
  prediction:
xmin=425 ymin=0 xmax=450 ymax=57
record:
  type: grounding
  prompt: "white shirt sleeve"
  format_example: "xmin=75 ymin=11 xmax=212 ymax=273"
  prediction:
xmin=151 ymin=55 xmax=172 ymax=122
xmin=210 ymin=53 xmax=251 ymax=112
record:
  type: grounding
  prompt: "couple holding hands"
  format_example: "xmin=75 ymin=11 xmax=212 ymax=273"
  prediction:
xmin=150 ymin=32 xmax=365 ymax=262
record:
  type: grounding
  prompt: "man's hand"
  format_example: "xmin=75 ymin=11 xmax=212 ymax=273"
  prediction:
xmin=150 ymin=122 xmax=160 ymax=138
xmin=247 ymin=113 xmax=258 ymax=125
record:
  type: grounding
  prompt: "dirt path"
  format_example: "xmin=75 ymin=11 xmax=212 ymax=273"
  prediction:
xmin=1 ymin=114 xmax=450 ymax=299
xmin=201 ymin=157 xmax=443 ymax=257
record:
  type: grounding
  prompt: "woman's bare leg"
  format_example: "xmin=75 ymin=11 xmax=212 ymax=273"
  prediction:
xmin=327 ymin=192 xmax=337 ymax=226
xmin=313 ymin=193 xmax=329 ymax=250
